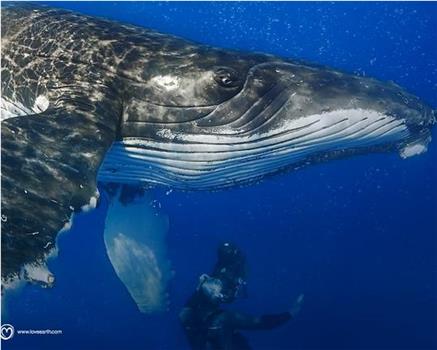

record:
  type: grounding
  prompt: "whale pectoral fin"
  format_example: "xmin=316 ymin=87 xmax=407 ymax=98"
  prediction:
xmin=102 ymin=185 xmax=172 ymax=313
xmin=1 ymin=104 xmax=119 ymax=279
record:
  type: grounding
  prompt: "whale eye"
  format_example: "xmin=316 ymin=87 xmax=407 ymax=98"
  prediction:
xmin=214 ymin=67 xmax=241 ymax=88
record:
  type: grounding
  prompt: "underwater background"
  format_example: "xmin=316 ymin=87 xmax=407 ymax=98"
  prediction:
xmin=2 ymin=1 xmax=436 ymax=349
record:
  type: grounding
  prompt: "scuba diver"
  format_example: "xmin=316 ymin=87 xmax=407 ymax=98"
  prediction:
xmin=179 ymin=242 xmax=304 ymax=350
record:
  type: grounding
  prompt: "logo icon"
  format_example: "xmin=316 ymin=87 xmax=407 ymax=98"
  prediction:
xmin=1 ymin=324 xmax=15 ymax=340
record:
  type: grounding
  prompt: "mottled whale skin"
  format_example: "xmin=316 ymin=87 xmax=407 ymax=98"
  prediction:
xmin=1 ymin=4 xmax=435 ymax=284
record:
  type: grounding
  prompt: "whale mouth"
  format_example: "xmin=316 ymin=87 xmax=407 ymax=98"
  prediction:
xmin=98 ymin=108 xmax=411 ymax=189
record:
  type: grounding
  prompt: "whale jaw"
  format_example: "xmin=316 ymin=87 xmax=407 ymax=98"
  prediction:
xmin=98 ymin=108 xmax=411 ymax=190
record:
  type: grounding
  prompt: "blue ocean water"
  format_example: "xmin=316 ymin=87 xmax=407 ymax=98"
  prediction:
xmin=2 ymin=2 xmax=436 ymax=350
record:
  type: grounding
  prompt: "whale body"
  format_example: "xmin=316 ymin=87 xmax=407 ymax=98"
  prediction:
xmin=1 ymin=4 xmax=435 ymax=304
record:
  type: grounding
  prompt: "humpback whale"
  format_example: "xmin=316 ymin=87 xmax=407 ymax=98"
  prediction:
xmin=1 ymin=4 xmax=435 ymax=311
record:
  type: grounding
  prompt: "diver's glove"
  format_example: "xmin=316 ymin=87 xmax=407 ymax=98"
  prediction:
xmin=290 ymin=293 xmax=304 ymax=318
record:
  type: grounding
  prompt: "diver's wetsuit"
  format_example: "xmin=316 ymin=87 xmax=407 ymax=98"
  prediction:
xmin=180 ymin=290 xmax=292 ymax=350
xmin=180 ymin=243 xmax=292 ymax=349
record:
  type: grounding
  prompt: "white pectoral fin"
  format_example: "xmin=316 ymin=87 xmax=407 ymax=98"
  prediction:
xmin=103 ymin=186 xmax=171 ymax=313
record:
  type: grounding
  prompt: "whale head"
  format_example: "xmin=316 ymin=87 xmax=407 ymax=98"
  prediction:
xmin=99 ymin=46 xmax=435 ymax=189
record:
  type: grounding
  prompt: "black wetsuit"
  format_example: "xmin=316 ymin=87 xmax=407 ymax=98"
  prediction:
xmin=180 ymin=290 xmax=292 ymax=350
